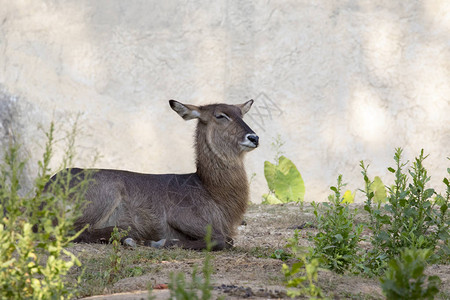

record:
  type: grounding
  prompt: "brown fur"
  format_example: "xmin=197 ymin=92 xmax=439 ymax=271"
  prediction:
xmin=48 ymin=100 xmax=258 ymax=250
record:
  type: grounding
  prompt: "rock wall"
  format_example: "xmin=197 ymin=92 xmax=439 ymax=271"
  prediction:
xmin=0 ymin=0 xmax=449 ymax=201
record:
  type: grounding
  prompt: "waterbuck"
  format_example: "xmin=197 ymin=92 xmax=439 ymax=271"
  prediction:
xmin=50 ymin=100 xmax=259 ymax=250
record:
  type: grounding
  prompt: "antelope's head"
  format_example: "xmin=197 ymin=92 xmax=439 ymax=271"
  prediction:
xmin=170 ymin=99 xmax=259 ymax=161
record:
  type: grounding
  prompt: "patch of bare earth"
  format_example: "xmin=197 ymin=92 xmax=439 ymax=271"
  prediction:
xmin=72 ymin=203 xmax=449 ymax=299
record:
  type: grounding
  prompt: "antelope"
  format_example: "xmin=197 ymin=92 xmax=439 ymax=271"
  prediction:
xmin=48 ymin=100 xmax=259 ymax=250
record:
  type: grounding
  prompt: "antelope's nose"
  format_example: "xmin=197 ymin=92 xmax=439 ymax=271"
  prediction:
xmin=247 ymin=134 xmax=259 ymax=147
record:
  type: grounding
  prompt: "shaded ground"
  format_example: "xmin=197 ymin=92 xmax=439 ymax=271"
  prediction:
xmin=68 ymin=203 xmax=450 ymax=299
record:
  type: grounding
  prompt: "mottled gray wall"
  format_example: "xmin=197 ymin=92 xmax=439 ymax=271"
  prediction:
xmin=0 ymin=1 xmax=449 ymax=201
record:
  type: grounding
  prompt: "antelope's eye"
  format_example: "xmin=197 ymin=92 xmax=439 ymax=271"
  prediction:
xmin=215 ymin=113 xmax=230 ymax=120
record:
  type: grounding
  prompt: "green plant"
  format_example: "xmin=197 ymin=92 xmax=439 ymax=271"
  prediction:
xmin=271 ymin=249 xmax=292 ymax=261
xmin=359 ymin=161 xmax=390 ymax=276
xmin=126 ymin=266 xmax=144 ymax=277
xmin=310 ymin=175 xmax=363 ymax=273
xmin=380 ymin=248 xmax=441 ymax=299
xmin=436 ymin=236 xmax=450 ymax=264
xmin=282 ymin=231 xmax=326 ymax=299
xmin=436 ymin=158 xmax=450 ymax=263
xmin=0 ymin=120 xmax=94 ymax=299
xmin=105 ymin=226 xmax=130 ymax=282
xmin=361 ymin=149 xmax=449 ymax=270
xmin=249 ymin=172 xmax=257 ymax=186
xmin=263 ymin=155 xmax=305 ymax=205
xmin=262 ymin=135 xmax=305 ymax=205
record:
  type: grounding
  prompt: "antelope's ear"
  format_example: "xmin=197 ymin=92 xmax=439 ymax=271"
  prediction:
xmin=238 ymin=99 xmax=254 ymax=115
xmin=169 ymin=100 xmax=201 ymax=120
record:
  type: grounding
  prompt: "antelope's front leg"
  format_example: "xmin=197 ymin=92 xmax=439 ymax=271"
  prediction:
xmin=143 ymin=235 xmax=229 ymax=251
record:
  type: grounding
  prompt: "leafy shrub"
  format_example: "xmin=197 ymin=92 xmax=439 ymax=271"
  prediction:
xmin=309 ymin=175 xmax=363 ymax=273
xmin=361 ymin=148 xmax=449 ymax=271
xmin=380 ymin=248 xmax=441 ymax=299
xmin=0 ymin=121 xmax=93 ymax=299
xmin=105 ymin=226 xmax=130 ymax=283
xmin=436 ymin=237 xmax=450 ymax=264
xmin=282 ymin=231 xmax=326 ymax=299
xmin=436 ymin=158 xmax=450 ymax=263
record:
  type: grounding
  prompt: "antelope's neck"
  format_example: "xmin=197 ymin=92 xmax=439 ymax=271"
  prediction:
xmin=195 ymin=149 xmax=249 ymax=218
xmin=197 ymin=159 xmax=248 ymax=194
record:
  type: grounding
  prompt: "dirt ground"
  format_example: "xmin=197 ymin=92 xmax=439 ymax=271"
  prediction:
xmin=70 ymin=203 xmax=450 ymax=299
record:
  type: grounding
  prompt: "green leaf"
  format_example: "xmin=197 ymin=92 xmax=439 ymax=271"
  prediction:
xmin=378 ymin=231 xmax=390 ymax=241
xmin=423 ymin=188 xmax=435 ymax=199
xmin=370 ymin=176 xmax=387 ymax=204
xmin=322 ymin=245 xmax=336 ymax=250
xmin=290 ymin=261 xmax=305 ymax=274
xmin=264 ymin=156 xmax=305 ymax=203
xmin=334 ymin=234 xmax=343 ymax=242
xmin=264 ymin=161 xmax=277 ymax=192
